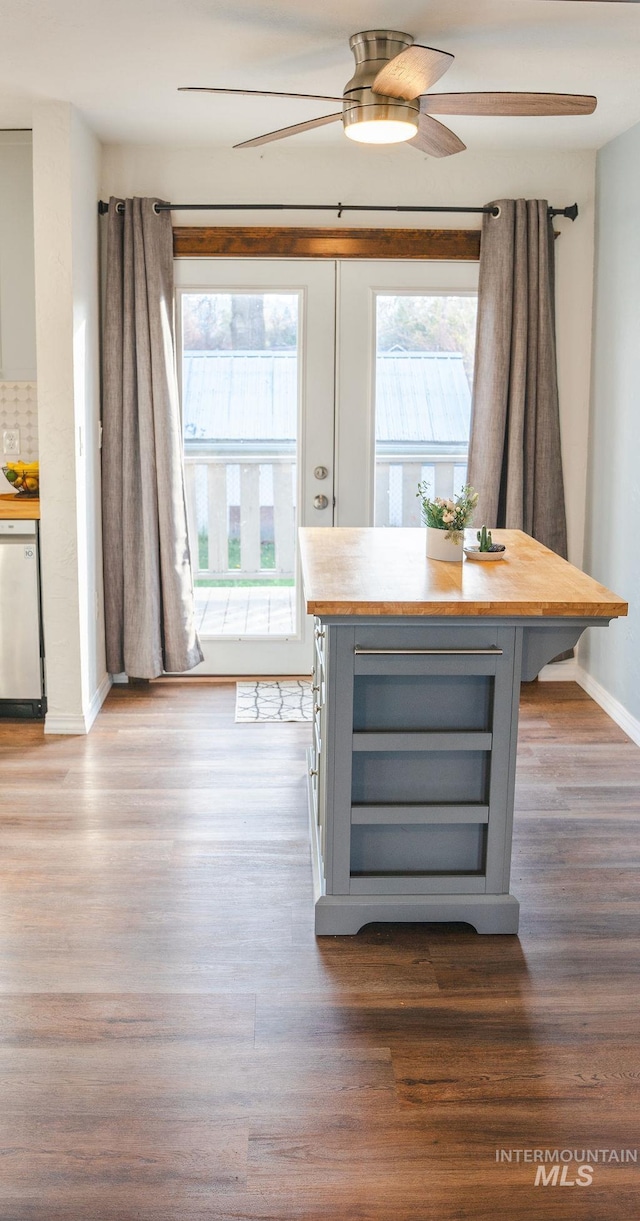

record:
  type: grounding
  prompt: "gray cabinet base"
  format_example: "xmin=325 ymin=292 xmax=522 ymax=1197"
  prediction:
xmin=307 ymin=751 xmax=520 ymax=935
xmin=314 ymin=891 xmax=520 ymax=936
xmin=307 ymin=616 xmax=608 ymax=938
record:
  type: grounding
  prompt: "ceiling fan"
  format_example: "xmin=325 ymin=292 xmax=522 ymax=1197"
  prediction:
xmin=178 ymin=22 xmax=614 ymax=157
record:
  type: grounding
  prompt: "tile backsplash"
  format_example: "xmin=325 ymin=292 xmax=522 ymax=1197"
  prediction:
xmin=0 ymin=382 xmax=38 ymax=492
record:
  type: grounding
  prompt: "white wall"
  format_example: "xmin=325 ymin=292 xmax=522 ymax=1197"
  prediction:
xmin=0 ymin=132 xmax=38 ymax=495
xmin=32 ymin=102 xmax=107 ymax=732
xmin=580 ymin=119 xmax=640 ymax=720
xmin=102 ymin=142 xmax=596 ymax=566
xmin=0 ymin=130 xmax=36 ymax=381
xmin=72 ymin=113 xmax=107 ymax=717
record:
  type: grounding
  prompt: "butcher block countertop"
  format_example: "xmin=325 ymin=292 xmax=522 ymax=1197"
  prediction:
xmin=0 ymin=495 xmax=40 ymax=520
xmin=299 ymin=528 xmax=628 ymax=619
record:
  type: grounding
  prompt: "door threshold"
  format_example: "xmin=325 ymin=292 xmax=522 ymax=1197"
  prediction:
xmin=150 ymin=674 xmax=312 ymax=684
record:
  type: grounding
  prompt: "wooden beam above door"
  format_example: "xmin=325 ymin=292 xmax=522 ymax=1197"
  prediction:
xmin=173 ymin=226 xmax=480 ymax=261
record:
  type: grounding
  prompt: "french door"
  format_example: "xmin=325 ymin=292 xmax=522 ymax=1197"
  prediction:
xmin=175 ymin=257 xmax=478 ymax=675
xmin=335 ymin=260 xmax=478 ymax=526
xmin=175 ymin=260 xmax=335 ymax=675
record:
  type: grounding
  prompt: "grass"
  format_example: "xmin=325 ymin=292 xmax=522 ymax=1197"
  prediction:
xmin=196 ymin=534 xmax=294 ymax=588
xmin=195 ymin=579 xmax=294 ymax=588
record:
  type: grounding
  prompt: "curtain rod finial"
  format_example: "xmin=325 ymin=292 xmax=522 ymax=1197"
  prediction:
xmin=549 ymin=202 xmax=578 ymax=222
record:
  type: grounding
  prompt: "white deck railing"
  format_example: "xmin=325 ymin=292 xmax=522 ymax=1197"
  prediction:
xmin=375 ymin=452 xmax=468 ymax=528
xmin=184 ymin=453 xmax=296 ymax=581
xmin=185 ymin=449 xmax=467 ymax=581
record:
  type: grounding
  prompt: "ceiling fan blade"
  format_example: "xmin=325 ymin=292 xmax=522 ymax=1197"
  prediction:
xmin=409 ymin=114 xmax=466 ymax=158
xmin=373 ymin=45 xmax=454 ymax=101
xmin=233 ymin=112 xmax=342 ymax=149
xmin=422 ymin=92 xmax=597 ymax=117
xmin=179 ymin=87 xmax=344 ymax=102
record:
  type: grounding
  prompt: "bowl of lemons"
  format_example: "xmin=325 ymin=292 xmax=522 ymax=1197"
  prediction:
xmin=2 ymin=461 xmax=39 ymax=497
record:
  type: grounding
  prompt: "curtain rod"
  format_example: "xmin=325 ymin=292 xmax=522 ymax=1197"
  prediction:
xmin=97 ymin=200 xmax=579 ymax=222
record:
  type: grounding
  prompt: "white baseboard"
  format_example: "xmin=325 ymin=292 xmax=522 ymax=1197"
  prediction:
xmin=84 ymin=672 xmax=112 ymax=731
xmin=538 ymin=657 xmax=580 ymax=682
xmin=44 ymin=672 xmax=112 ymax=736
xmin=575 ymin=664 xmax=640 ymax=748
xmin=536 ymin=656 xmax=640 ymax=746
xmin=44 ymin=713 xmax=89 ymax=735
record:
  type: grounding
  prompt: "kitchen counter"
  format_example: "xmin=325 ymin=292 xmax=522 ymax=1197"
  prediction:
xmin=299 ymin=527 xmax=626 ymax=619
xmin=0 ymin=494 xmax=40 ymax=520
xmin=300 ymin=527 xmax=627 ymax=936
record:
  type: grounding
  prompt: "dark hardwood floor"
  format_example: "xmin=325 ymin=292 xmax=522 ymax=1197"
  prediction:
xmin=0 ymin=680 xmax=638 ymax=1220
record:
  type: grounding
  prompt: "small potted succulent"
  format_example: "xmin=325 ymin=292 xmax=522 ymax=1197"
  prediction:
xmin=416 ymin=482 xmax=479 ymax=562
xmin=463 ymin=524 xmax=507 ymax=562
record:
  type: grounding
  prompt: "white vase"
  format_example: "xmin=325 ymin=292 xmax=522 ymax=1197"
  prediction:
xmin=425 ymin=526 xmax=464 ymax=562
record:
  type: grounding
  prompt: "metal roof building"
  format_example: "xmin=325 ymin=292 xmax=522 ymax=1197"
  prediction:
xmin=182 ymin=349 xmax=471 ymax=451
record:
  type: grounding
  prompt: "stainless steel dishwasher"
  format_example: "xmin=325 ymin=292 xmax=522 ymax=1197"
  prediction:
xmin=0 ymin=519 xmax=46 ymax=717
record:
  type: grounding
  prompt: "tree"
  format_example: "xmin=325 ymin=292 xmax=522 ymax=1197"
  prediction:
xmin=182 ymin=293 xmax=297 ymax=351
xmin=230 ymin=296 xmax=265 ymax=349
xmin=376 ymin=295 xmax=477 ymax=380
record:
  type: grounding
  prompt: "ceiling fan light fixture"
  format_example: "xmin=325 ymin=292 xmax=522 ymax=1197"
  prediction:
xmin=342 ymin=94 xmax=420 ymax=145
xmin=344 ymin=117 xmax=418 ymax=144
xmin=184 ymin=25 xmax=599 ymax=155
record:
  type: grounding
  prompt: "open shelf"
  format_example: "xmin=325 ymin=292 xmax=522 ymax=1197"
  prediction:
xmin=350 ymin=821 xmax=487 ymax=876
xmin=352 ymin=673 xmax=494 ymax=732
xmin=351 ymin=750 xmax=490 ymax=807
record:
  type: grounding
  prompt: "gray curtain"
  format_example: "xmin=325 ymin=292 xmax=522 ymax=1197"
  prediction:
xmin=467 ymin=198 xmax=568 ymax=559
xmin=102 ymin=197 xmax=203 ymax=678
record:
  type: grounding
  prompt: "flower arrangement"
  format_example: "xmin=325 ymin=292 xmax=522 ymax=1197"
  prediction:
xmin=416 ymin=482 xmax=479 ymax=544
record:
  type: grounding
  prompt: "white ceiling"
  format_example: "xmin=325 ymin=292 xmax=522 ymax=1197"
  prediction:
xmin=1 ymin=0 xmax=639 ymax=151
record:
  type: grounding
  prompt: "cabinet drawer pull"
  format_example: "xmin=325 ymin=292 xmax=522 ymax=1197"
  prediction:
xmin=309 ymin=767 xmax=318 ymax=777
xmin=315 ymin=627 xmax=326 ymax=639
xmin=354 ymin=646 xmax=503 ymax=657
xmin=314 ymin=703 xmax=322 ymax=715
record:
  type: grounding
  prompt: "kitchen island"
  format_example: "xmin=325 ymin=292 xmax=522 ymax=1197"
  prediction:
xmin=299 ymin=527 xmax=627 ymax=935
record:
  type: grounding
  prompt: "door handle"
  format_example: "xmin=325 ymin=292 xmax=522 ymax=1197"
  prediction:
xmin=313 ymin=495 xmax=329 ymax=510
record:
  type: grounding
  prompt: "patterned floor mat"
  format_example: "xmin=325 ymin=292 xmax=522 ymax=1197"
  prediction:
xmin=235 ymin=680 xmax=312 ymax=722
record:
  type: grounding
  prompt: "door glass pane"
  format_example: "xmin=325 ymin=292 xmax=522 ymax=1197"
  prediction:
xmin=181 ymin=292 xmax=299 ymax=637
xmin=374 ymin=294 xmax=477 ymax=527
